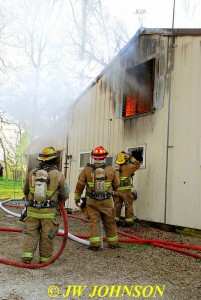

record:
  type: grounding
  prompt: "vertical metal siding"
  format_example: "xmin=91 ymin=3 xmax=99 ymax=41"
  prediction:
xmin=167 ymin=36 xmax=201 ymax=229
xmin=68 ymin=68 xmax=168 ymax=221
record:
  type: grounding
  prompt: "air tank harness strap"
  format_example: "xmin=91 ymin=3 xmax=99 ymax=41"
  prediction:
xmin=86 ymin=192 xmax=112 ymax=200
xmin=120 ymin=181 xmax=131 ymax=187
xmin=27 ymin=200 xmax=58 ymax=209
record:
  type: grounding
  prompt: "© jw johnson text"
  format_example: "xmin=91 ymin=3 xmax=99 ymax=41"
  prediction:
xmin=48 ymin=284 xmax=166 ymax=298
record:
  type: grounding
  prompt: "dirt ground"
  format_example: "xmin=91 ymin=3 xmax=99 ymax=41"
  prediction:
xmin=0 ymin=203 xmax=201 ymax=300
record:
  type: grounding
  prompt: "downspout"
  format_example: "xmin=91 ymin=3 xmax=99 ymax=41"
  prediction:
xmin=64 ymin=117 xmax=72 ymax=181
xmin=64 ymin=132 xmax=69 ymax=179
xmin=164 ymin=0 xmax=176 ymax=223
xmin=64 ymin=115 xmax=73 ymax=210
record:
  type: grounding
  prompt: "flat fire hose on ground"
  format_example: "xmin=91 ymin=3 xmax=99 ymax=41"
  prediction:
xmin=2 ymin=200 xmax=201 ymax=260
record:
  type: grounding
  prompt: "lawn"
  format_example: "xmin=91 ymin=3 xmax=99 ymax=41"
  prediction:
xmin=0 ymin=178 xmax=24 ymax=199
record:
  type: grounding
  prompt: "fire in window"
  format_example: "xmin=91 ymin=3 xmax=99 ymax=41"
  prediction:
xmin=125 ymin=96 xmax=136 ymax=116
xmin=123 ymin=59 xmax=155 ymax=118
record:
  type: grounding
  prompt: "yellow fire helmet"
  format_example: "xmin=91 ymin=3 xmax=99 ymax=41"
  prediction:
xmin=116 ymin=152 xmax=126 ymax=165
xmin=37 ymin=147 xmax=57 ymax=161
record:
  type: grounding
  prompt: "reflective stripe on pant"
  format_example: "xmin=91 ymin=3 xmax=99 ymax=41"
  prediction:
xmin=114 ymin=190 xmax=134 ymax=222
xmin=21 ymin=251 xmax=34 ymax=261
xmin=87 ymin=198 xmax=118 ymax=246
xmin=22 ymin=217 xmax=59 ymax=262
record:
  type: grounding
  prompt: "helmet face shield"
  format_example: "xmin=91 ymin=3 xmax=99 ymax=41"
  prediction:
xmin=37 ymin=147 xmax=57 ymax=161
xmin=116 ymin=153 xmax=126 ymax=165
xmin=91 ymin=146 xmax=108 ymax=159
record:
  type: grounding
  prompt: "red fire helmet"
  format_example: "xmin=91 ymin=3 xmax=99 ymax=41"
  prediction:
xmin=91 ymin=146 xmax=108 ymax=159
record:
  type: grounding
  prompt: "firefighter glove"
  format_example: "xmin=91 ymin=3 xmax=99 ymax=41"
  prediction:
xmin=75 ymin=200 xmax=80 ymax=207
xmin=80 ymin=197 xmax=87 ymax=209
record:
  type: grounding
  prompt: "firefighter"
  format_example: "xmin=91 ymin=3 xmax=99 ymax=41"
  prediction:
xmin=74 ymin=146 xmax=120 ymax=250
xmin=113 ymin=151 xmax=141 ymax=227
xmin=21 ymin=147 xmax=70 ymax=264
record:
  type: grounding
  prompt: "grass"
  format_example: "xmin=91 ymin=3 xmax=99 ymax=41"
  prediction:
xmin=0 ymin=178 xmax=24 ymax=199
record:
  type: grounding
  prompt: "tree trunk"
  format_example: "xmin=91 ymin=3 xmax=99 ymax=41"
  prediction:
xmin=0 ymin=138 xmax=8 ymax=179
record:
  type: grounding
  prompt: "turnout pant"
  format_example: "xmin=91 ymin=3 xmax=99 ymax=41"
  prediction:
xmin=22 ymin=216 xmax=59 ymax=263
xmin=87 ymin=197 xmax=118 ymax=247
xmin=114 ymin=190 xmax=134 ymax=224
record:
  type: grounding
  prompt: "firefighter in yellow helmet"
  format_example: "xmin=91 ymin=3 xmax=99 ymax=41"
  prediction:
xmin=21 ymin=147 xmax=70 ymax=264
xmin=74 ymin=146 xmax=120 ymax=250
xmin=113 ymin=151 xmax=141 ymax=227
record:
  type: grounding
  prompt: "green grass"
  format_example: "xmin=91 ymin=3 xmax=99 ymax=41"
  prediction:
xmin=0 ymin=178 xmax=24 ymax=199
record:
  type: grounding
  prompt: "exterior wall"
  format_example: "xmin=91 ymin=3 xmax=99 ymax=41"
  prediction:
xmin=67 ymin=31 xmax=170 ymax=225
xmin=67 ymin=73 xmax=169 ymax=224
xmin=67 ymin=32 xmax=201 ymax=230
xmin=123 ymin=105 xmax=168 ymax=223
xmin=67 ymin=77 xmax=125 ymax=205
xmin=166 ymin=36 xmax=201 ymax=229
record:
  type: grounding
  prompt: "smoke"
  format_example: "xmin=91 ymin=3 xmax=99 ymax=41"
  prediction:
xmin=0 ymin=72 xmax=75 ymax=140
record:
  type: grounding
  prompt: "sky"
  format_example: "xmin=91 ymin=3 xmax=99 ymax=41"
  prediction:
xmin=105 ymin=0 xmax=201 ymax=36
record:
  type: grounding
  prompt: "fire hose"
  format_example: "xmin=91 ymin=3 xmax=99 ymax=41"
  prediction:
xmin=67 ymin=214 xmax=201 ymax=260
xmin=0 ymin=199 xmax=89 ymax=246
xmin=1 ymin=200 xmax=201 ymax=261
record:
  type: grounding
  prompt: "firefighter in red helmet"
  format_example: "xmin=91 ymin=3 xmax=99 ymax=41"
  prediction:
xmin=113 ymin=151 xmax=141 ymax=227
xmin=74 ymin=146 xmax=120 ymax=250
xmin=21 ymin=147 xmax=70 ymax=264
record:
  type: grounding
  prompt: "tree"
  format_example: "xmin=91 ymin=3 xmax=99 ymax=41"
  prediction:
xmin=182 ymin=0 xmax=200 ymax=19
xmin=0 ymin=110 xmax=30 ymax=179
xmin=63 ymin=0 xmax=130 ymax=91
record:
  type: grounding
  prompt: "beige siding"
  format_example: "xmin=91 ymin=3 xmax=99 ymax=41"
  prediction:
xmin=167 ymin=36 xmax=201 ymax=229
xmin=68 ymin=72 xmax=168 ymax=224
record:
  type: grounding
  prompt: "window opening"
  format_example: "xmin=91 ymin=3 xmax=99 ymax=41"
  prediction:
xmin=123 ymin=59 xmax=155 ymax=118
xmin=79 ymin=153 xmax=115 ymax=170
xmin=126 ymin=145 xmax=146 ymax=169
xmin=105 ymin=156 xmax=114 ymax=166
xmin=79 ymin=152 xmax=91 ymax=169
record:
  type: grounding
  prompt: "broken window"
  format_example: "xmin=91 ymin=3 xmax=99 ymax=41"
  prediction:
xmin=126 ymin=145 xmax=146 ymax=169
xmin=123 ymin=59 xmax=155 ymax=118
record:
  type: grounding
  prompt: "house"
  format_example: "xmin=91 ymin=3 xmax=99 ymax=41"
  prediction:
xmin=28 ymin=28 xmax=201 ymax=230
